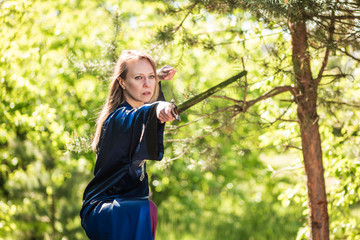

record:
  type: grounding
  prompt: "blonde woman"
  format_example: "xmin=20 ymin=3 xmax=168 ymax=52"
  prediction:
xmin=80 ymin=50 xmax=176 ymax=240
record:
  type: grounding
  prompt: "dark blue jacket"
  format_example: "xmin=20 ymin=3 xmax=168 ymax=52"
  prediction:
xmin=80 ymin=101 xmax=165 ymax=228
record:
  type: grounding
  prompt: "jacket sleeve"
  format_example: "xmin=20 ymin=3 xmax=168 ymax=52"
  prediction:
xmin=111 ymin=102 xmax=165 ymax=161
xmin=157 ymin=81 xmax=166 ymax=101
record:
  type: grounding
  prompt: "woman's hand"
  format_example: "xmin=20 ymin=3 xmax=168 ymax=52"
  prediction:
xmin=157 ymin=65 xmax=177 ymax=81
xmin=156 ymin=101 xmax=176 ymax=123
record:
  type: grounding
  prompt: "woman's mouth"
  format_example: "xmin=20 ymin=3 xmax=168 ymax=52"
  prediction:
xmin=142 ymin=91 xmax=151 ymax=96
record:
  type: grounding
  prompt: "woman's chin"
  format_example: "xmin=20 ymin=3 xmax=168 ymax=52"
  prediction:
xmin=142 ymin=95 xmax=153 ymax=103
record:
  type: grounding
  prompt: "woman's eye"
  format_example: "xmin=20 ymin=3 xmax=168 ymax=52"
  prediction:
xmin=135 ymin=76 xmax=142 ymax=80
xmin=149 ymin=75 xmax=155 ymax=79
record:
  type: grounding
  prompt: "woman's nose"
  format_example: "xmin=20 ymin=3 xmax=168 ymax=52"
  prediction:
xmin=143 ymin=77 xmax=151 ymax=87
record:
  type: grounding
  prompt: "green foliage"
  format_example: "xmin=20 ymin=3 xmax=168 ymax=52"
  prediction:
xmin=1 ymin=0 xmax=359 ymax=239
xmin=0 ymin=0 xmax=111 ymax=238
xmin=148 ymin=0 xmax=360 ymax=239
xmin=150 ymin=130 xmax=303 ymax=239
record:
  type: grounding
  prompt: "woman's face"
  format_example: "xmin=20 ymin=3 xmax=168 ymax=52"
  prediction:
xmin=120 ymin=59 xmax=157 ymax=108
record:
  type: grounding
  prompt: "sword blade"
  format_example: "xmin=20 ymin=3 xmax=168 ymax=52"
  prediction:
xmin=177 ymin=70 xmax=247 ymax=113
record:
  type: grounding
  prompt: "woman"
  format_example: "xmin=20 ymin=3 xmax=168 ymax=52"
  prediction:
xmin=80 ymin=50 xmax=176 ymax=240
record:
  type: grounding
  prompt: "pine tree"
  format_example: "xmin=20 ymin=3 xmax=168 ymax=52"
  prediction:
xmin=151 ymin=1 xmax=360 ymax=239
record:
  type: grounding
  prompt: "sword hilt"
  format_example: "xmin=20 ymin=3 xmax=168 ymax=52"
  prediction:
xmin=170 ymin=99 xmax=181 ymax=121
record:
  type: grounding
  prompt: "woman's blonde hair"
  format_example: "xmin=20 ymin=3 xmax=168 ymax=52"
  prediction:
xmin=91 ymin=50 xmax=159 ymax=151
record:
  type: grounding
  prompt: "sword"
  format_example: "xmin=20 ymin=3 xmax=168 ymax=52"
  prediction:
xmin=170 ymin=70 xmax=247 ymax=121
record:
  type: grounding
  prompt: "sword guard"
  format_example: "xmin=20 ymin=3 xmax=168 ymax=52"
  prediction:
xmin=170 ymin=99 xmax=181 ymax=121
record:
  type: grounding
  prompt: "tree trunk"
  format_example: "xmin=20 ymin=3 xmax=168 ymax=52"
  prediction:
xmin=289 ymin=19 xmax=329 ymax=240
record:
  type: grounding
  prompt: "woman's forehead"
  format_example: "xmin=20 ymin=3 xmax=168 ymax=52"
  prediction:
xmin=127 ymin=59 xmax=154 ymax=75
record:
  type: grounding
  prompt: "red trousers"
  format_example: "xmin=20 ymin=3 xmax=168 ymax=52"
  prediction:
xmin=149 ymin=200 xmax=157 ymax=239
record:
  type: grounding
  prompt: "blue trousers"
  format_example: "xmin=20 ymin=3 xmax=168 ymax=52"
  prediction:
xmin=83 ymin=198 xmax=156 ymax=240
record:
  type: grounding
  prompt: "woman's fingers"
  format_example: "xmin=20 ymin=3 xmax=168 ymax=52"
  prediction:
xmin=163 ymin=68 xmax=176 ymax=81
xmin=158 ymin=65 xmax=176 ymax=81
xmin=156 ymin=102 xmax=175 ymax=123
xmin=159 ymin=109 xmax=173 ymax=122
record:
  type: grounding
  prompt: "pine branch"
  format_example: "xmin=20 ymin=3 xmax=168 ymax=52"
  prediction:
xmin=277 ymin=118 xmax=299 ymax=123
xmin=211 ymin=95 xmax=242 ymax=104
xmin=337 ymin=47 xmax=360 ymax=62
xmin=164 ymin=123 xmax=227 ymax=143
xmin=268 ymin=164 xmax=303 ymax=177
xmin=212 ymin=86 xmax=295 ymax=112
xmin=318 ymin=73 xmax=350 ymax=86
xmin=321 ymin=100 xmax=360 ymax=108
xmin=173 ymin=2 xmax=198 ymax=33
xmin=244 ymin=86 xmax=295 ymax=110
xmin=165 ymin=105 xmax=235 ymax=131
xmin=241 ymin=57 xmax=248 ymax=112
xmin=162 ymin=144 xmax=192 ymax=164
xmin=268 ymin=102 xmax=297 ymax=125
xmin=316 ymin=7 xmax=336 ymax=83
xmin=315 ymin=14 xmax=360 ymax=20
xmin=207 ymin=31 xmax=283 ymax=46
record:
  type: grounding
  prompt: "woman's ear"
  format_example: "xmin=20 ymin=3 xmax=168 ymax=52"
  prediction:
xmin=118 ymin=77 xmax=126 ymax=90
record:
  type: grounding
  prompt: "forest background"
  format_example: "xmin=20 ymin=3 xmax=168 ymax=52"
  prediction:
xmin=1 ymin=0 xmax=359 ymax=239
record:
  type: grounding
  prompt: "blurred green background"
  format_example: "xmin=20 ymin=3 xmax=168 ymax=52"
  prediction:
xmin=1 ymin=0 xmax=359 ymax=239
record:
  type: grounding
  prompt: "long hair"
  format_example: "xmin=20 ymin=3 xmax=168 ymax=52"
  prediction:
xmin=91 ymin=50 xmax=160 ymax=151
